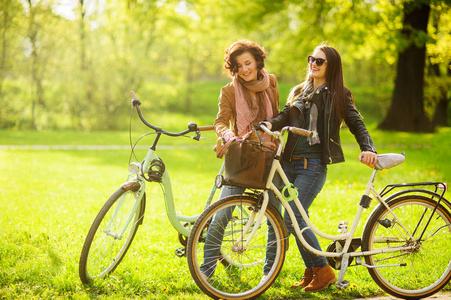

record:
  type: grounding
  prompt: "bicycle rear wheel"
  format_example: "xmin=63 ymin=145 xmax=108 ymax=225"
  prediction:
xmin=186 ymin=195 xmax=287 ymax=299
xmin=79 ymin=184 xmax=145 ymax=284
xmin=362 ymin=195 xmax=451 ymax=299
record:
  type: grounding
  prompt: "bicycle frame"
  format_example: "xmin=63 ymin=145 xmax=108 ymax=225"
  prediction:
xmin=244 ymin=126 xmax=426 ymax=284
xmin=108 ymin=96 xmax=220 ymax=239
xmin=123 ymin=144 xmax=220 ymax=238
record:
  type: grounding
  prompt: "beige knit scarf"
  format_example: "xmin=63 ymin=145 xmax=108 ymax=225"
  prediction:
xmin=233 ymin=69 xmax=274 ymax=136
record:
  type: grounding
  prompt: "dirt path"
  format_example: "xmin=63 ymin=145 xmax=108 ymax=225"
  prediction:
xmin=358 ymin=291 xmax=451 ymax=300
xmin=0 ymin=144 xmax=204 ymax=150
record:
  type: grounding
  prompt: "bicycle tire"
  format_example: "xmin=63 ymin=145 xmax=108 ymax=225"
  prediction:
xmin=186 ymin=195 xmax=287 ymax=299
xmin=79 ymin=185 xmax=145 ymax=284
xmin=362 ymin=195 xmax=451 ymax=299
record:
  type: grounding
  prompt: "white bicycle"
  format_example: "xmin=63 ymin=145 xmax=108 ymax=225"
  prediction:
xmin=186 ymin=124 xmax=450 ymax=299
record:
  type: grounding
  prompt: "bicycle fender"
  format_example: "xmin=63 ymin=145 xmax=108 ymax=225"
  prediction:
xmin=121 ymin=181 xmax=141 ymax=192
xmin=363 ymin=191 xmax=451 ymax=233
xmin=120 ymin=181 xmax=146 ymax=225
xmin=138 ymin=193 xmax=146 ymax=225
xmin=384 ymin=189 xmax=451 ymax=212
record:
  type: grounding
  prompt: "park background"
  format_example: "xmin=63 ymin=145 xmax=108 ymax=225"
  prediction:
xmin=0 ymin=0 xmax=450 ymax=299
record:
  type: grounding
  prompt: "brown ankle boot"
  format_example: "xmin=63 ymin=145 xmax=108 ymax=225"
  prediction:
xmin=291 ymin=267 xmax=313 ymax=288
xmin=304 ymin=265 xmax=336 ymax=292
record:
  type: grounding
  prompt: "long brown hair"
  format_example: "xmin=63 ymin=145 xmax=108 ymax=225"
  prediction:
xmin=287 ymin=43 xmax=347 ymax=118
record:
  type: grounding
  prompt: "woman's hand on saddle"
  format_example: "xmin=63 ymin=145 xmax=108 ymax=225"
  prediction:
xmin=359 ymin=151 xmax=377 ymax=168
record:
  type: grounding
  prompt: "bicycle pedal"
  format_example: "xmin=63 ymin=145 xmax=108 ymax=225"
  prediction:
xmin=175 ymin=247 xmax=186 ymax=257
xmin=336 ymin=280 xmax=350 ymax=289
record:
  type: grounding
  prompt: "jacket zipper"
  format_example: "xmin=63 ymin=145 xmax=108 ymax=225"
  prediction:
xmin=330 ymin=137 xmax=340 ymax=146
xmin=367 ymin=136 xmax=376 ymax=152
xmin=327 ymin=92 xmax=333 ymax=163
xmin=289 ymin=135 xmax=300 ymax=161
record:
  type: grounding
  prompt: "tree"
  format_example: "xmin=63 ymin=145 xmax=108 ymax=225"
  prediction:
xmin=430 ymin=62 xmax=450 ymax=126
xmin=427 ymin=3 xmax=450 ymax=127
xmin=379 ymin=0 xmax=434 ymax=132
xmin=0 ymin=0 xmax=21 ymax=127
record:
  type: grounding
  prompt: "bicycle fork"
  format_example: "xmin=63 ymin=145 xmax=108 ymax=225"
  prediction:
xmin=104 ymin=167 xmax=144 ymax=240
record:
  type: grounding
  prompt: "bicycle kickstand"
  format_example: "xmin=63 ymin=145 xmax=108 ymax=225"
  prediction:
xmin=336 ymin=253 xmax=350 ymax=289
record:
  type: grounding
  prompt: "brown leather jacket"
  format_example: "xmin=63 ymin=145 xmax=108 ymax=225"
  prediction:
xmin=214 ymin=74 xmax=279 ymax=137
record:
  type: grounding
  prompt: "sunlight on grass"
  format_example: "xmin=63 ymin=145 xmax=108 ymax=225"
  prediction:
xmin=0 ymin=128 xmax=450 ymax=298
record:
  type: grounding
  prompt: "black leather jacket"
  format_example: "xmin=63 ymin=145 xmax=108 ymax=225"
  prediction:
xmin=269 ymin=86 xmax=376 ymax=164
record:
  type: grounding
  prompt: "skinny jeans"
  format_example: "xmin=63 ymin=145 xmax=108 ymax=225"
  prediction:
xmin=282 ymin=158 xmax=328 ymax=268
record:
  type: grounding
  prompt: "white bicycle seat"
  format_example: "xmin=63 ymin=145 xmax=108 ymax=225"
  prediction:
xmin=375 ymin=153 xmax=405 ymax=170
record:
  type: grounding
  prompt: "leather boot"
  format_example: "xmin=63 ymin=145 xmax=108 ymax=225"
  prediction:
xmin=291 ymin=267 xmax=313 ymax=288
xmin=304 ymin=265 xmax=336 ymax=292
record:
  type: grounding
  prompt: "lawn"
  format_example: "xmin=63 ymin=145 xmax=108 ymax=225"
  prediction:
xmin=0 ymin=124 xmax=450 ymax=299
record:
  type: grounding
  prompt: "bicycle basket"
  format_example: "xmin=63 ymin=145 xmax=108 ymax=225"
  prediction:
xmin=223 ymin=138 xmax=276 ymax=189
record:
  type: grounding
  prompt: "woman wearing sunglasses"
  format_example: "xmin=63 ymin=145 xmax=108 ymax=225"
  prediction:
xmin=262 ymin=43 xmax=377 ymax=292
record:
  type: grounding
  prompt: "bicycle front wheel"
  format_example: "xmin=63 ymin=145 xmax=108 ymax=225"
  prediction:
xmin=79 ymin=184 xmax=145 ymax=284
xmin=362 ymin=195 xmax=451 ymax=299
xmin=186 ymin=195 xmax=287 ymax=299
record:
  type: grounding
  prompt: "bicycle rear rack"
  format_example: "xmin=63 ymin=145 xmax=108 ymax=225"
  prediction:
xmin=380 ymin=181 xmax=448 ymax=209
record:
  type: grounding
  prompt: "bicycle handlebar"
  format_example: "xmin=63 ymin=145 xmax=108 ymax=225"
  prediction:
xmin=259 ymin=123 xmax=313 ymax=138
xmin=286 ymin=126 xmax=313 ymax=137
xmin=198 ymin=125 xmax=215 ymax=132
xmin=131 ymin=91 xmax=214 ymax=137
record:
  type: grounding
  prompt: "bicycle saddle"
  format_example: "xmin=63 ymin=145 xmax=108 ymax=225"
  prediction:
xmin=375 ymin=153 xmax=405 ymax=170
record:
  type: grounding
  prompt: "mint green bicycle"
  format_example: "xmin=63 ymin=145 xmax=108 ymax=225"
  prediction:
xmin=79 ymin=94 xmax=217 ymax=284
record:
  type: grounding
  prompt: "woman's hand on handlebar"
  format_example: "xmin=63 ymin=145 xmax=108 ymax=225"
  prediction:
xmin=258 ymin=121 xmax=272 ymax=130
xmin=359 ymin=151 xmax=377 ymax=168
xmin=222 ymin=129 xmax=237 ymax=143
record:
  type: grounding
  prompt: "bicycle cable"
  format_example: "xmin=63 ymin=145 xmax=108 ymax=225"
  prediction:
xmin=128 ymin=104 xmax=155 ymax=164
xmin=127 ymin=100 xmax=215 ymax=164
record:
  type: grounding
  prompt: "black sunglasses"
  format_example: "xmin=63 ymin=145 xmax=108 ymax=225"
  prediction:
xmin=308 ymin=55 xmax=327 ymax=66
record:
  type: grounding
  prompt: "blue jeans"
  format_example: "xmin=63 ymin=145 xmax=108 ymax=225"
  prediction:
xmin=201 ymin=185 xmax=280 ymax=277
xmin=282 ymin=158 xmax=328 ymax=268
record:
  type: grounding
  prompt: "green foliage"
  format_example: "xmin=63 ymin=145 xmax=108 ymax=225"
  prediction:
xmin=0 ymin=0 xmax=449 ymax=129
xmin=0 ymin=128 xmax=450 ymax=298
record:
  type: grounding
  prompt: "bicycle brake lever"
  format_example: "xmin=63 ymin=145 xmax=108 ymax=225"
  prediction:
xmin=193 ymin=131 xmax=201 ymax=141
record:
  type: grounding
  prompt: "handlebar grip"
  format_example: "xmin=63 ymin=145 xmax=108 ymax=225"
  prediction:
xmin=130 ymin=91 xmax=141 ymax=107
xmin=288 ymin=127 xmax=313 ymax=137
xmin=197 ymin=125 xmax=215 ymax=132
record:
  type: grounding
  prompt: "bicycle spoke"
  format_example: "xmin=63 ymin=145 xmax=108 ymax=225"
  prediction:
xmin=363 ymin=196 xmax=451 ymax=298
xmin=80 ymin=188 xmax=143 ymax=283
xmin=187 ymin=195 xmax=286 ymax=299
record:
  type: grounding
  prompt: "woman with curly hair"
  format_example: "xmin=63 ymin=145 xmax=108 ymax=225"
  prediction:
xmin=201 ymin=39 xmax=280 ymax=279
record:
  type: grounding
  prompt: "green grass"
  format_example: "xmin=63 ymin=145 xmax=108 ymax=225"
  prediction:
xmin=0 ymin=126 xmax=450 ymax=299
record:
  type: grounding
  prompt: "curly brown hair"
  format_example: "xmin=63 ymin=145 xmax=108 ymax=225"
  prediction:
xmin=224 ymin=40 xmax=266 ymax=76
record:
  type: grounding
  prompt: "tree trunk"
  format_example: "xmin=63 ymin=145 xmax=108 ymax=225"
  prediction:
xmin=0 ymin=4 xmax=9 ymax=98
xmin=432 ymin=62 xmax=450 ymax=126
xmin=184 ymin=39 xmax=194 ymax=112
xmin=0 ymin=1 xmax=19 ymax=127
xmin=79 ymin=0 xmax=88 ymax=72
xmin=27 ymin=0 xmax=39 ymax=129
xmin=378 ymin=1 xmax=433 ymax=132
